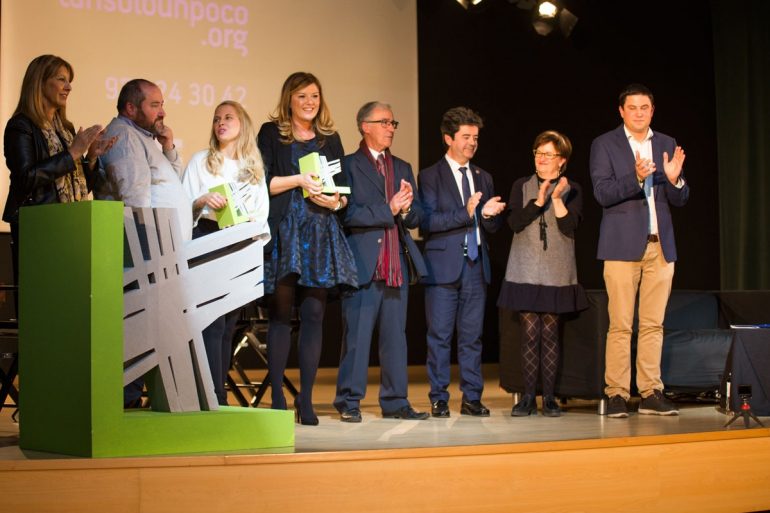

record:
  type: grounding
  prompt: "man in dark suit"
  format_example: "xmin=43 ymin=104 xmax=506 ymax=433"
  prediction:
xmin=418 ymin=107 xmax=505 ymax=417
xmin=590 ymin=83 xmax=689 ymax=419
xmin=333 ymin=101 xmax=429 ymax=422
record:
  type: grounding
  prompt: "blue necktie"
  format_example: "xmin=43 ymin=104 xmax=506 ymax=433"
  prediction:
xmin=460 ymin=167 xmax=478 ymax=261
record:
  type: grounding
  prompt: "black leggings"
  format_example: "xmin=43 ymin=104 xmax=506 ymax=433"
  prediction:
xmin=266 ymin=274 xmax=328 ymax=415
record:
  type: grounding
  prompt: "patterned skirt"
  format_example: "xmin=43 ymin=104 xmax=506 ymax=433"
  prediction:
xmin=263 ymin=190 xmax=357 ymax=296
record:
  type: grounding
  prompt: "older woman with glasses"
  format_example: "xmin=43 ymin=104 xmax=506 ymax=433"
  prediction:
xmin=257 ymin=71 xmax=357 ymax=425
xmin=498 ymin=130 xmax=587 ymax=417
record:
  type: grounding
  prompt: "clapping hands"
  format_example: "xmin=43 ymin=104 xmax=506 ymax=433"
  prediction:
xmin=389 ymin=179 xmax=414 ymax=215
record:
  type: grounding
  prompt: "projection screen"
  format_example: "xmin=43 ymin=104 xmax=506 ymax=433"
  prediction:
xmin=0 ymin=0 xmax=418 ymax=232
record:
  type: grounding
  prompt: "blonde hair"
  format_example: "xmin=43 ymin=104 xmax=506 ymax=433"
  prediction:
xmin=206 ymin=101 xmax=265 ymax=184
xmin=14 ymin=54 xmax=75 ymax=133
xmin=268 ymin=71 xmax=335 ymax=145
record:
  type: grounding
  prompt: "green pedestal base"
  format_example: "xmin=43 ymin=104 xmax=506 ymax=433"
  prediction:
xmin=19 ymin=201 xmax=293 ymax=457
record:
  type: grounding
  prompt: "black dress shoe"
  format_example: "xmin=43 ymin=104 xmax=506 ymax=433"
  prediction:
xmin=431 ymin=400 xmax=450 ymax=417
xmin=511 ymin=394 xmax=537 ymax=417
xmin=460 ymin=399 xmax=490 ymax=417
xmin=340 ymin=408 xmax=362 ymax=423
xmin=542 ymin=395 xmax=562 ymax=417
xmin=382 ymin=405 xmax=429 ymax=420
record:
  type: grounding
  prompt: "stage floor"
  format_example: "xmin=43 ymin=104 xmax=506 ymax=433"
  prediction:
xmin=2 ymin=365 xmax=770 ymax=513
xmin=296 ymin=365 xmax=763 ymax=453
xmin=1 ymin=364 xmax=765 ymax=458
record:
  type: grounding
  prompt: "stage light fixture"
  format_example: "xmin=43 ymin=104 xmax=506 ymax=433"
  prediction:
xmin=537 ymin=1 xmax=557 ymax=18
xmin=457 ymin=0 xmax=483 ymax=9
xmin=531 ymin=0 xmax=578 ymax=37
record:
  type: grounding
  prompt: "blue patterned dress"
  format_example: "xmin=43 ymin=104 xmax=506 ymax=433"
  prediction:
xmin=263 ymin=139 xmax=357 ymax=295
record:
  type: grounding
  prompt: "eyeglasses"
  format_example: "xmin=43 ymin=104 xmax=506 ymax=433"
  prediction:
xmin=533 ymin=150 xmax=561 ymax=160
xmin=363 ymin=119 xmax=399 ymax=129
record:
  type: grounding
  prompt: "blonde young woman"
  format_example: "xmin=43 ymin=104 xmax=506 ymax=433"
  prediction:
xmin=257 ymin=72 xmax=357 ymax=425
xmin=182 ymin=100 xmax=269 ymax=405
xmin=3 ymin=54 xmax=115 ymax=283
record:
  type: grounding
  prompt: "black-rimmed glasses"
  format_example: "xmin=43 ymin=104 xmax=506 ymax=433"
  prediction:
xmin=363 ymin=119 xmax=399 ymax=129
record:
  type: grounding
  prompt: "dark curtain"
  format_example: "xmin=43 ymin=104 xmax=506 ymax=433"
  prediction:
xmin=712 ymin=0 xmax=770 ymax=290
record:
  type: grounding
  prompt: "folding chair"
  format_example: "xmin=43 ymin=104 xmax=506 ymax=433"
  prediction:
xmin=226 ymin=304 xmax=299 ymax=407
xmin=0 ymin=285 xmax=19 ymax=421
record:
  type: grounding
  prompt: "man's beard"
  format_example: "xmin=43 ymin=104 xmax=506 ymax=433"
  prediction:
xmin=135 ymin=111 xmax=162 ymax=135
xmin=150 ymin=119 xmax=164 ymax=136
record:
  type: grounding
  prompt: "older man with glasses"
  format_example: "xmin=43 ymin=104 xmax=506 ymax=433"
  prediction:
xmin=333 ymin=101 xmax=429 ymax=422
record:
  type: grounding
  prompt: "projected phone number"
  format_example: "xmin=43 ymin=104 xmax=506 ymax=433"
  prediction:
xmin=105 ymin=77 xmax=247 ymax=107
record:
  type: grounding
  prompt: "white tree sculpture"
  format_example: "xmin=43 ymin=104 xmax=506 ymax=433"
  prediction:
xmin=122 ymin=207 xmax=267 ymax=412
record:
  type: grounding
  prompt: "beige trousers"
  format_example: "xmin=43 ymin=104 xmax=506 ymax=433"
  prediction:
xmin=603 ymin=241 xmax=674 ymax=400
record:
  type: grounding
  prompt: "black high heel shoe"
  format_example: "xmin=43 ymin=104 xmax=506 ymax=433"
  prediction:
xmin=294 ymin=399 xmax=319 ymax=426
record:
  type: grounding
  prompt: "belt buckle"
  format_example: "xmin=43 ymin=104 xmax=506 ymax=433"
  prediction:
xmin=647 ymin=234 xmax=659 ymax=243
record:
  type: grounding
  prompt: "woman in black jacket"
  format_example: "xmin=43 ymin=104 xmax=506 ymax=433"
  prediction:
xmin=257 ymin=72 xmax=357 ymax=425
xmin=3 ymin=54 xmax=114 ymax=282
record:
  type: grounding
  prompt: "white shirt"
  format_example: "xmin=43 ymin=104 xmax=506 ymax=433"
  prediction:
xmin=182 ymin=149 xmax=270 ymax=241
xmin=368 ymin=147 xmax=386 ymax=163
xmin=445 ymin=154 xmax=480 ymax=247
xmin=624 ymin=125 xmax=659 ymax=236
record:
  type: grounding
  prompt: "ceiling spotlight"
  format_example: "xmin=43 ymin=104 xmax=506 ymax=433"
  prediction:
xmin=456 ymin=0 xmax=483 ymax=9
xmin=531 ymin=1 xmax=578 ymax=37
xmin=537 ymin=1 xmax=558 ymax=18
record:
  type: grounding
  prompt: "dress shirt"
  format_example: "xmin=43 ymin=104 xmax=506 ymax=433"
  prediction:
xmin=445 ymin=154 xmax=481 ymax=247
xmin=624 ymin=125 xmax=658 ymax=236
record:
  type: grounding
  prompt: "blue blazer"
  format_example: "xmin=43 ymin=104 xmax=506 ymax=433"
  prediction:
xmin=418 ymin=158 xmax=502 ymax=284
xmin=342 ymin=147 xmax=427 ymax=286
xmin=590 ymin=125 xmax=689 ymax=262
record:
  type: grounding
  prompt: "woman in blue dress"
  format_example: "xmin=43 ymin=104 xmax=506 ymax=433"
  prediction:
xmin=258 ymin=72 xmax=357 ymax=425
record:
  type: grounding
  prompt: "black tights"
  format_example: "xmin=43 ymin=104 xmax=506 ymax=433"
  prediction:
xmin=266 ymin=275 xmax=328 ymax=417
xmin=519 ymin=312 xmax=560 ymax=397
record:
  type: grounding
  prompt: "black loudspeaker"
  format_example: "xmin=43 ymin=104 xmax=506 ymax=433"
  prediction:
xmin=722 ymin=329 xmax=770 ymax=416
xmin=661 ymin=329 xmax=732 ymax=392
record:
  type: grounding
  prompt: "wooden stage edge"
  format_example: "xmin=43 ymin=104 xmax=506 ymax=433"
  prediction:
xmin=2 ymin=427 xmax=770 ymax=513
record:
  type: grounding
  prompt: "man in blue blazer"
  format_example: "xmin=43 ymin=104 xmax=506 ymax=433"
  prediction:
xmin=590 ymin=83 xmax=689 ymax=419
xmin=418 ymin=107 xmax=505 ymax=417
xmin=333 ymin=101 xmax=429 ymax=422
